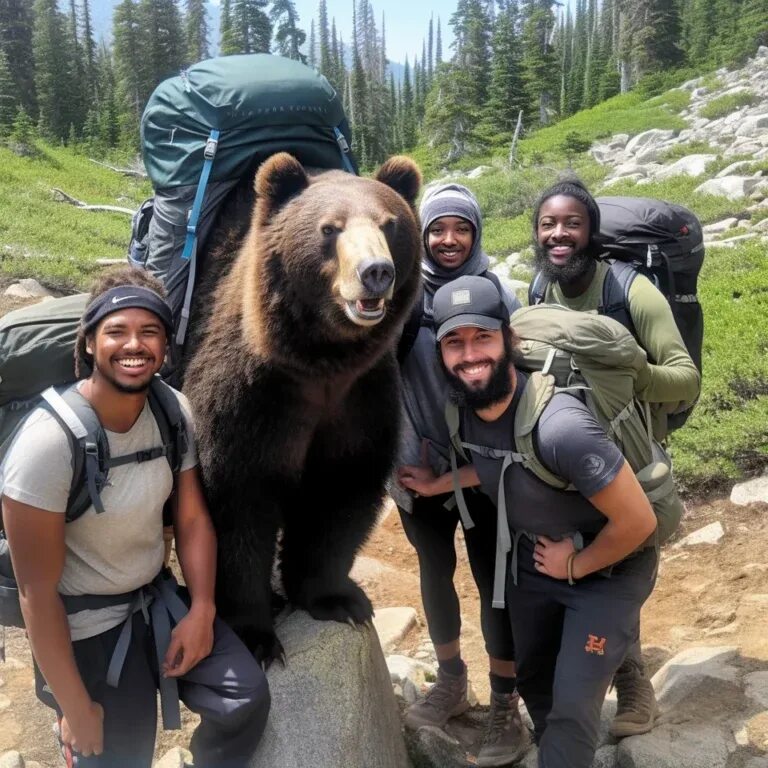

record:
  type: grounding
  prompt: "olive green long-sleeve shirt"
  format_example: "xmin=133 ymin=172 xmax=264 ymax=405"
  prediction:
xmin=543 ymin=260 xmax=701 ymax=438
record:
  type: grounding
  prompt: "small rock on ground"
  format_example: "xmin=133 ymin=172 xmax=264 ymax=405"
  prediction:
xmin=672 ymin=521 xmax=724 ymax=547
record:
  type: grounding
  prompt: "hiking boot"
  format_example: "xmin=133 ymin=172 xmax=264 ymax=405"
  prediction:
xmin=404 ymin=666 xmax=470 ymax=729
xmin=476 ymin=690 xmax=531 ymax=767
xmin=610 ymin=657 xmax=658 ymax=738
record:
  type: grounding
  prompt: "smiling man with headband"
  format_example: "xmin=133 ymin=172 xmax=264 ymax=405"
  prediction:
xmin=2 ymin=267 xmax=270 ymax=767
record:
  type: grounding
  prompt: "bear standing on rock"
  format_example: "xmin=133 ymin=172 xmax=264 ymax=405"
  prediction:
xmin=183 ymin=152 xmax=422 ymax=663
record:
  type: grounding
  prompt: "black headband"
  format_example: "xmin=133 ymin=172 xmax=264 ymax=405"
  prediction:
xmin=82 ymin=286 xmax=174 ymax=336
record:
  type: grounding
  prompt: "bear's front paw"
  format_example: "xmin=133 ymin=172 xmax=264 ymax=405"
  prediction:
xmin=238 ymin=625 xmax=286 ymax=669
xmin=305 ymin=583 xmax=374 ymax=625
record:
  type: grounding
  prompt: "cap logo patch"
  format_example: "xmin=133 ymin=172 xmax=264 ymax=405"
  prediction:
xmin=451 ymin=289 xmax=471 ymax=306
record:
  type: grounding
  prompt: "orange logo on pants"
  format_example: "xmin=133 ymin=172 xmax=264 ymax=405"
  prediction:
xmin=585 ymin=634 xmax=606 ymax=655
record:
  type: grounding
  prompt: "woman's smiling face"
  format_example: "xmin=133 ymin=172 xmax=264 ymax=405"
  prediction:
xmin=427 ymin=216 xmax=474 ymax=270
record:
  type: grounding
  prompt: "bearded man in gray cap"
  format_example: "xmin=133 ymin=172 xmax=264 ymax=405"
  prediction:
xmin=400 ymin=274 xmax=659 ymax=768
xmin=1 ymin=266 xmax=269 ymax=768
xmin=393 ymin=184 xmax=527 ymax=766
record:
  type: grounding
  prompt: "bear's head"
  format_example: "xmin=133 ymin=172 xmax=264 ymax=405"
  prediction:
xmin=240 ymin=152 xmax=422 ymax=374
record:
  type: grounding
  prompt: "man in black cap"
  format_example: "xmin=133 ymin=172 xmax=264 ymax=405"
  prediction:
xmin=399 ymin=274 xmax=658 ymax=768
xmin=2 ymin=267 xmax=269 ymax=767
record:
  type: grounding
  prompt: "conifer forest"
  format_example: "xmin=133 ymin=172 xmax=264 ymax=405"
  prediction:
xmin=0 ymin=0 xmax=766 ymax=169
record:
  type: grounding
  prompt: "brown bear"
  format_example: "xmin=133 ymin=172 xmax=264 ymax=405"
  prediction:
xmin=182 ymin=152 xmax=422 ymax=663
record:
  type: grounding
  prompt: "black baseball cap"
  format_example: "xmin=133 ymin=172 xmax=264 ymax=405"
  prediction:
xmin=433 ymin=275 xmax=510 ymax=341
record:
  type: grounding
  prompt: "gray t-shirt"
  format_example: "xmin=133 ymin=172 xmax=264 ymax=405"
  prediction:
xmin=1 ymin=386 xmax=197 ymax=640
xmin=463 ymin=379 xmax=624 ymax=537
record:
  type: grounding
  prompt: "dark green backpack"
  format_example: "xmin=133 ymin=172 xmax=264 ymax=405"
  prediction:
xmin=128 ymin=52 xmax=358 ymax=351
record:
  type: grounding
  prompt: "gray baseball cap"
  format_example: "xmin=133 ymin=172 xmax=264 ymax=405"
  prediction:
xmin=433 ymin=275 xmax=510 ymax=341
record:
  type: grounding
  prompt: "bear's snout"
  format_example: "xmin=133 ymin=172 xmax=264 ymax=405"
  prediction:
xmin=357 ymin=258 xmax=395 ymax=296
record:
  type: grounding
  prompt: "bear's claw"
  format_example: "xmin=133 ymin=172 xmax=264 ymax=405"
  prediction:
xmin=239 ymin=625 xmax=286 ymax=669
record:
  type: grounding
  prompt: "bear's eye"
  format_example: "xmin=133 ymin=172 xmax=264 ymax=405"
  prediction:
xmin=321 ymin=224 xmax=336 ymax=236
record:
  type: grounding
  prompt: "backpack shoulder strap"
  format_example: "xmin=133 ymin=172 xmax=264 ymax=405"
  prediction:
xmin=527 ymin=271 xmax=551 ymax=306
xmin=600 ymin=261 xmax=638 ymax=339
xmin=397 ymin=284 xmax=426 ymax=364
xmin=513 ymin=371 xmax=573 ymax=491
xmin=146 ymin=378 xmax=188 ymax=476
xmin=40 ymin=385 xmax=109 ymax=523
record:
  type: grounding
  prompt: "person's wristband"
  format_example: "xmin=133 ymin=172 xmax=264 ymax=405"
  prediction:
xmin=566 ymin=552 xmax=578 ymax=585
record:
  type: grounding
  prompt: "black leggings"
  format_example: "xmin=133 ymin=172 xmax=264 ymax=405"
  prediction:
xmin=399 ymin=490 xmax=515 ymax=661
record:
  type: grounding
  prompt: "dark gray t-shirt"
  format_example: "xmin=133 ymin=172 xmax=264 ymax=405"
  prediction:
xmin=463 ymin=376 xmax=624 ymax=537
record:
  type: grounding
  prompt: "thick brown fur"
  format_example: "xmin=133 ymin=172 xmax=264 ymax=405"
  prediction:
xmin=182 ymin=154 xmax=422 ymax=663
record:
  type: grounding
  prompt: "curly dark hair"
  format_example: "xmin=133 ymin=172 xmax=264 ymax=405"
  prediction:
xmin=74 ymin=266 xmax=168 ymax=378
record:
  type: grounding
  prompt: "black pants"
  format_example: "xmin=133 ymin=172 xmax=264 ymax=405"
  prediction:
xmin=399 ymin=490 xmax=515 ymax=661
xmin=506 ymin=539 xmax=657 ymax=768
xmin=36 ymin=611 xmax=270 ymax=768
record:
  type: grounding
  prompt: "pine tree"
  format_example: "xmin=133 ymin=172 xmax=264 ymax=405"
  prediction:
xmin=220 ymin=0 xmax=238 ymax=54
xmin=349 ymin=1 xmax=370 ymax=167
xmin=112 ymin=0 xmax=144 ymax=136
xmin=185 ymin=0 xmax=209 ymax=63
xmin=427 ymin=14 xmax=434 ymax=82
xmin=230 ymin=0 xmax=271 ymax=54
xmin=318 ymin=0 xmax=331 ymax=76
xmin=67 ymin=0 xmax=86 ymax=135
xmin=95 ymin=41 xmax=120 ymax=149
xmin=271 ymin=0 xmax=305 ymax=61
xmin=10 ymin=104 xmax=36 ymax=148
xmin=0 ymin=46 xmax=15 ymax=134
xmin=307 ymin=19 xmax=316 ymax=66
xmin=139 ymin=0 xmax=185 ymax=95
xmin=80 ymin=0 xmax=98 ymax=102
xmin=0 ymin=0 xmax=37 ymax=118
xmin=485 ymin=0 xmax=526 ymax=135
xmin=435 ymin=17 xmax=442 ymax=64
xmin=32 ymin=0 xmax=74 ymax=140
xmin=400 ymin=55 xmax=416 ymax=148
xmin=520 ymin=0 xmax=559 ymax=124
xmin=450 ymin=0 xmax=492 ymax=118
xmin=733 ymin=0 xmax=768 ymax=63
xmin=422 ymin=61 xmax=475 ymax=159
xmin=328 ymin=17 xmax=341 ymax=87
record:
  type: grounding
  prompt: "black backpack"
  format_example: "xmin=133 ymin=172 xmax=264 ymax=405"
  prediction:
xmin=0 ymin=377 xmax=188 ymax=633
xmin=529 ymin=196 xmax=704 ymax=431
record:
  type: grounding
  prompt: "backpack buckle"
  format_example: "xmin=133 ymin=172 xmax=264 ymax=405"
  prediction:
xmin=204 ymin=136 xmax=218 ymax=160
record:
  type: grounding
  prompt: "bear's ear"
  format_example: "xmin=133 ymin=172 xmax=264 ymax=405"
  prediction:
xmin=255 ymin=152 xmax=310 ymax=224
xmin=374 ymin=156 xmax=422 ymax=209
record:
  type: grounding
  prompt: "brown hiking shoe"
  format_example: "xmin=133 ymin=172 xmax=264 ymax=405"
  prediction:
xmin=404 ymin=666 xmax=470 ymax=729
xmin=610 ymin=658 xmax=658 ymax=738
xmin=476 ymin=690 xmax=531 ymax=767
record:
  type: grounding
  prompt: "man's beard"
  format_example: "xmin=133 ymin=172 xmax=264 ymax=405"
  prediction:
xmin=94 ymin=361 xmax=154 ymax=394
xmin=533 ymin=241 xmax=594 ymax=285
xmin=443 ymin=348 xmax=514 ymax=410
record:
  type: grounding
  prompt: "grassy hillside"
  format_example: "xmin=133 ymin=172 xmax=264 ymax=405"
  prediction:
xmin=1 ymin=79 xmax=766 ymax=495
xmin=0 ymin=144 xmax=150 ymax=290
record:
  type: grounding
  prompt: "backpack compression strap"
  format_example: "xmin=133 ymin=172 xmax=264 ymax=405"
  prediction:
xmin=177 ymin=129 xmax=220 ymax=347
xmin=527 ymin=271 xmax=550 ymax=306
xmin=334 ymin=126 xmax=356 ymax=174
xmin=600 ymin=261 xmax=638 ymax=341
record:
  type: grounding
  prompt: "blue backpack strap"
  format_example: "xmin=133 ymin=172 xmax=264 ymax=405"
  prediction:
xmin=177 ymin=129 xmax=220 ymax=347
xmin=528 ymin=271 xmax=550 ymax=306
xmin=601 ymin=261 xmax=639 ymax=341
xmin=334 ymin=126 xmax=355 ymax=174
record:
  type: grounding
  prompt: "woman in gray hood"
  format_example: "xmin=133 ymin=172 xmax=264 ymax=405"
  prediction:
xmin=394 ymin=183 xmax=527 ymax=766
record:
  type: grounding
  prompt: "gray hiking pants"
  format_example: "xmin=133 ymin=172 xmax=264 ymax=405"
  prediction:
xmin=506 ymin=538 xmax=656 ymax=768
xmin=36 ymin=610 xmax=270 ymax=768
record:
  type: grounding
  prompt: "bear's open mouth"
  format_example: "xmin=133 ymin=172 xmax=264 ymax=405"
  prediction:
xmin=345 ymin=298 xmax=386 ymax=325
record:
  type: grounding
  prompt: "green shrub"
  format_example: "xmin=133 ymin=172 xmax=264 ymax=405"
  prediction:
xmin=698 ymin=91 xmax=758 ymax=120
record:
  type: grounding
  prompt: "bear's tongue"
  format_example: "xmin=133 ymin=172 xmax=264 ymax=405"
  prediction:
xmin=358 ymin=298 xmax=384 ymax=313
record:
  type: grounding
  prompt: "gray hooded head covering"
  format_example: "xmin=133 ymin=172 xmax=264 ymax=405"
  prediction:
xmin=419 ymin=183 xmax=490 ymax=295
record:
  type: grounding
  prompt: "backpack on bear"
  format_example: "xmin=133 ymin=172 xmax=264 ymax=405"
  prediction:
xmin=128 ymin=52 xmax=358 ymax=357
xmin=445 ymin=304 xmax=684 ymax=608
xmin=528 ymin=196 xmax=704 ymax=431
